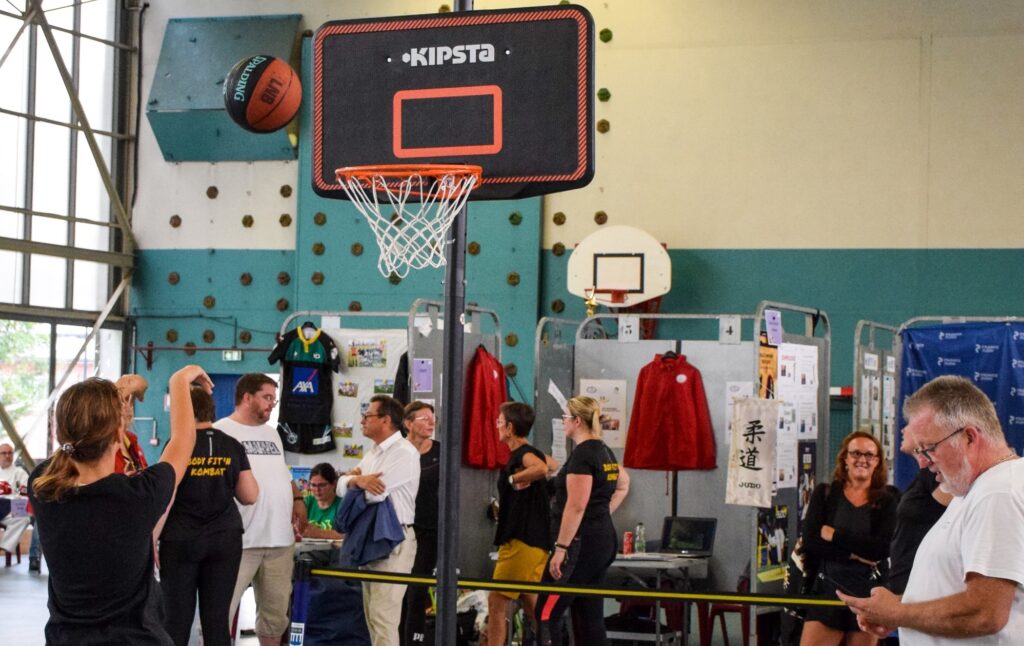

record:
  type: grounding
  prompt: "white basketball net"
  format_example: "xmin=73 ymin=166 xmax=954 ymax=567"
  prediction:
xmin=337 ymin=167 xmax=480 ymax=278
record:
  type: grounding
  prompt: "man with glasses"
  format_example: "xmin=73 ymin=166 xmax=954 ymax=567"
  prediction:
xmin=840 ymin=375 xmax=1024 ymax=644
xmin=337 ymin=395 xmax=420 ymax=646
xmin=218 ymin=373 xmax=308 ymax=646
xmin=0 ymin=442 xmax=31 ymax=565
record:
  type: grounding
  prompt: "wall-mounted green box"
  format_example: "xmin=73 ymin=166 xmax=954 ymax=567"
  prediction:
xmin=146 ymin=14 xmax=301 ymax=161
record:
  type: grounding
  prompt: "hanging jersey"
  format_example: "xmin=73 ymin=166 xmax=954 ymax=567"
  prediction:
xmin=268 ymin=326 xmax=340 ymax=453
xmin=463 ymin=345 xmax=510 ymax=469
xmin=624 ymin=353 xmax=716 ymax=470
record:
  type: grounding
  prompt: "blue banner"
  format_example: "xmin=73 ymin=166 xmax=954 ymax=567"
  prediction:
xmin=896 ymin=322 xmax=1024 ymax=489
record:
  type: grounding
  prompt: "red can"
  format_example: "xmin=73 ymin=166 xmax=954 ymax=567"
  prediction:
xmin=623 ymin=531 xmax=634 ymax=555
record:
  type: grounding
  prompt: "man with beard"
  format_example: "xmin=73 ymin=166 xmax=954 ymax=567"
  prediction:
xmin=839 ymin=375 xmax=1024 ymax=644
xmin=219 ymin=374 xmax=307 ymax=646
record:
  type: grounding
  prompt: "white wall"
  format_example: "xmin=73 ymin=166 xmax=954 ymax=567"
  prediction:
xmin=135 ymin=1 xmax=1024 ymax=250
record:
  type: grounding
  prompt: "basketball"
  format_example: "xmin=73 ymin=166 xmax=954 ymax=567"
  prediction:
xmin=223 ymin=55 xmax=301 ymax=133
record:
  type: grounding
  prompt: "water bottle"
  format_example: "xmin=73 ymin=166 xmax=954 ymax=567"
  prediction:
xmin=635 ymin=522 xmax=646 ymax=553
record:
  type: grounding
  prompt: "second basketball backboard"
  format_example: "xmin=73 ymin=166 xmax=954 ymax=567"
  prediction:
xmin=312 ymin=5 xmax=594 ymax=201
xmin=567 ymin=226 xmax=672 ymax=308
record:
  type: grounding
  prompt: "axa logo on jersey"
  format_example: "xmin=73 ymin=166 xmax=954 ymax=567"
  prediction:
xmin=292 ymin=368 xmax=320 ymax=395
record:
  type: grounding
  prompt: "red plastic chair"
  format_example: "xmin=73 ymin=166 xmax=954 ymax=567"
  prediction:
xmin=702 ymin=575 xmax=749 ymax=646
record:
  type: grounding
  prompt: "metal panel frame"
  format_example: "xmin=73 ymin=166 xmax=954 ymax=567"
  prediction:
xmin=853 ymin=320 xmax=899 ymax=480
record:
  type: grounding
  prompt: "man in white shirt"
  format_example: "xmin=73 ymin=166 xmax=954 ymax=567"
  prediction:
xmin=840 ymin=375 xmax=1024 ymax=644
xmin=0 ymin=442 xmax=31 ymax=559
xmin=337 ymin=395 xmax=420 ymax=646
xmin=218 ymin=374 xmax=307 ymax=646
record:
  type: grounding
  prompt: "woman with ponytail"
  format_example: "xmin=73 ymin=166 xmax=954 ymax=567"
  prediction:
xmin=28 ymin=364 xmax=212 ymax=645
xmin=536 ymin=396 xmax=630 ymax=646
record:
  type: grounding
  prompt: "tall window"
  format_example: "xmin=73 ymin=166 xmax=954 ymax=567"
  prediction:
xmin=0 ymin=0 xmax=132 ymax=317
xmin=0 ymin=2 xmax=133 ymax=459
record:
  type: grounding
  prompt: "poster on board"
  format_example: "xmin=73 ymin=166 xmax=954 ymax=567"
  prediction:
xmin=579 ymin=378 xmax=628 ymax=447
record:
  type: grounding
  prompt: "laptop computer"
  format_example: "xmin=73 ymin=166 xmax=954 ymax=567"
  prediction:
xmin=659 ymin=516 xmax=716 ymax=558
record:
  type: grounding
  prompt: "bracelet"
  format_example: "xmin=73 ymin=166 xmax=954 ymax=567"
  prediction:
xmin=554 ymin=542 xmax=570 ymax=551
xmin=293 ymin=496 xmax=303 ymax=501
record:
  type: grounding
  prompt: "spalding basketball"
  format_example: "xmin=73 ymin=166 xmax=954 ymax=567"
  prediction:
xmin=223 ymin=55 xmax=301 ymax=133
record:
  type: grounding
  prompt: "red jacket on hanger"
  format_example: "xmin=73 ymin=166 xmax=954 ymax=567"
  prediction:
xmin=463 ymin=345 xmax=510 ymax=469
xmin=624 ymin=353 xmax=716 ymax=470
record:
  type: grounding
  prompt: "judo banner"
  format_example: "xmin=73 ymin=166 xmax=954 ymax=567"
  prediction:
xmin=726 ymin=398 xmax=781 ymax=507
xmin=897 ymin=321 xmax=1024 ymax=488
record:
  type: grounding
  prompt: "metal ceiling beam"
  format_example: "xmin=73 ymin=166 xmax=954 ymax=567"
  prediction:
xmin=0 ymin=236 xmax=134 ymax=267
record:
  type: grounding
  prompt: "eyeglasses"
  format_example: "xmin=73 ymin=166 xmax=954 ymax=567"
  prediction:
xmin=847 ymin=450 xmax=879 ymax=462
xmin=561 ymin=414 xmax=576 ymax=421
xmin=309 ymin=481 xmax=332 ymax=489
xmin=913 ymin=427 xmax=965 ymax=464
xmin=361 ymin=412 xmax=385 ymax=420
xmin=255 ymin=394 xmax=278 ymax=404
xmin=413 ymin=416 xmax=434 ymax=423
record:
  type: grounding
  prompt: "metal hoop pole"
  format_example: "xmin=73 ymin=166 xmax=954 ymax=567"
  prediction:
xmin=436 ymin=5 xmax=473 ymax=643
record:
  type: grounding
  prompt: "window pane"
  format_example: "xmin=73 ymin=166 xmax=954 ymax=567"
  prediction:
xmin=96 ymin=327 xmax=122 ymax=381
xmin=31 ymin=213 xmax=66 ymax=245
xmin=72 ymin=259 xmax=108 ymax=310
xmin=44 ymin=5 xmax=75 ymax=31
xmin=29 ymin=253 xmax=66 ymax=308
xmin=0 ymin=109 xmax=27 ymax=211
xmin=73 ymin=220 xmax=109 ymax=252
xmin=33 ymin=27 xmax=73 ymax=122
xmin=0 ymin=319 xmax=51 ymax=459
xmin=78 ymin=39 xmax=114 ymax=133
xmin=0 ymin=15 xmax=29 ymax=114
xmin=55 ymin=323 xmax=97 ymax=383
xmin=80 ymin=0 xmax=115 ymax=42
xmin=75 ymin=130 xmax=112 ymax=222
xmin=0 ymin=251 xmax=23 ymax=303
xmin=0 ymin=206 xmax=25 ymax=237
xmin=32 ymin=122 xmax=71 ymax=218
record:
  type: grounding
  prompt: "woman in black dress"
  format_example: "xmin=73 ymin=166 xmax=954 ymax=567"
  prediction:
xmin=28 ymin=365 xmax=211 ymax=645
xmin=536 ymin=395 xmax=630 ymax=646
xmin=800 ymin=431 xmax=898 ymax=646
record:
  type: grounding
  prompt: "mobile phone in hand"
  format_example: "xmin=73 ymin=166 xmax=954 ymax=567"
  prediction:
xmin=818 ymin=572 xmax=859 ymax=597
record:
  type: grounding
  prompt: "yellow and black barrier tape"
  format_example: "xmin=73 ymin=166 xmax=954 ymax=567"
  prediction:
xmin=309 ymin=567 xmax=844 ymax=608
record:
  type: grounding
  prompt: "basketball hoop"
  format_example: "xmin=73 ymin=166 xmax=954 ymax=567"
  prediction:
xmin=336 ymin=164 xmax=483 ymax=278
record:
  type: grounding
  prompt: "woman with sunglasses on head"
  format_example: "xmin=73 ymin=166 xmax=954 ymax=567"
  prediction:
xmin=28 ymin=364 xmax=212 ymax=645
xmin=800 ymin=431 xmax=898 ymax=646
xmin=536 ymin=396 xmax=630 ymax=646
xmin=487 ymin=401 xmax=558 ymax=646
xmin=302 ymin=462 xmax=343 ymax=540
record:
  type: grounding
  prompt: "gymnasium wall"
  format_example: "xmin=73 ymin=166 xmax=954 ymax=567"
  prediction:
xmin=130 ymin=0 xmax=1024 ymax=453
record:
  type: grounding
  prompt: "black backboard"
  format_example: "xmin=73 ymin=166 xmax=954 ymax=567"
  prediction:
xmin=312 ymin=5 xmax=594 ymax=201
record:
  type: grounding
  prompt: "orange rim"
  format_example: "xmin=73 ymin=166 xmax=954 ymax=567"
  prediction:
xmin=336 ymin=163 xmax=483 ymax=183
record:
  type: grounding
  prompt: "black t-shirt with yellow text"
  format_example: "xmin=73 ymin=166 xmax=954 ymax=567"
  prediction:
xmin=553 ymin=438 xmax=620 ymax=531
xmin=161 ymin=427 xmax=251 ymax=541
